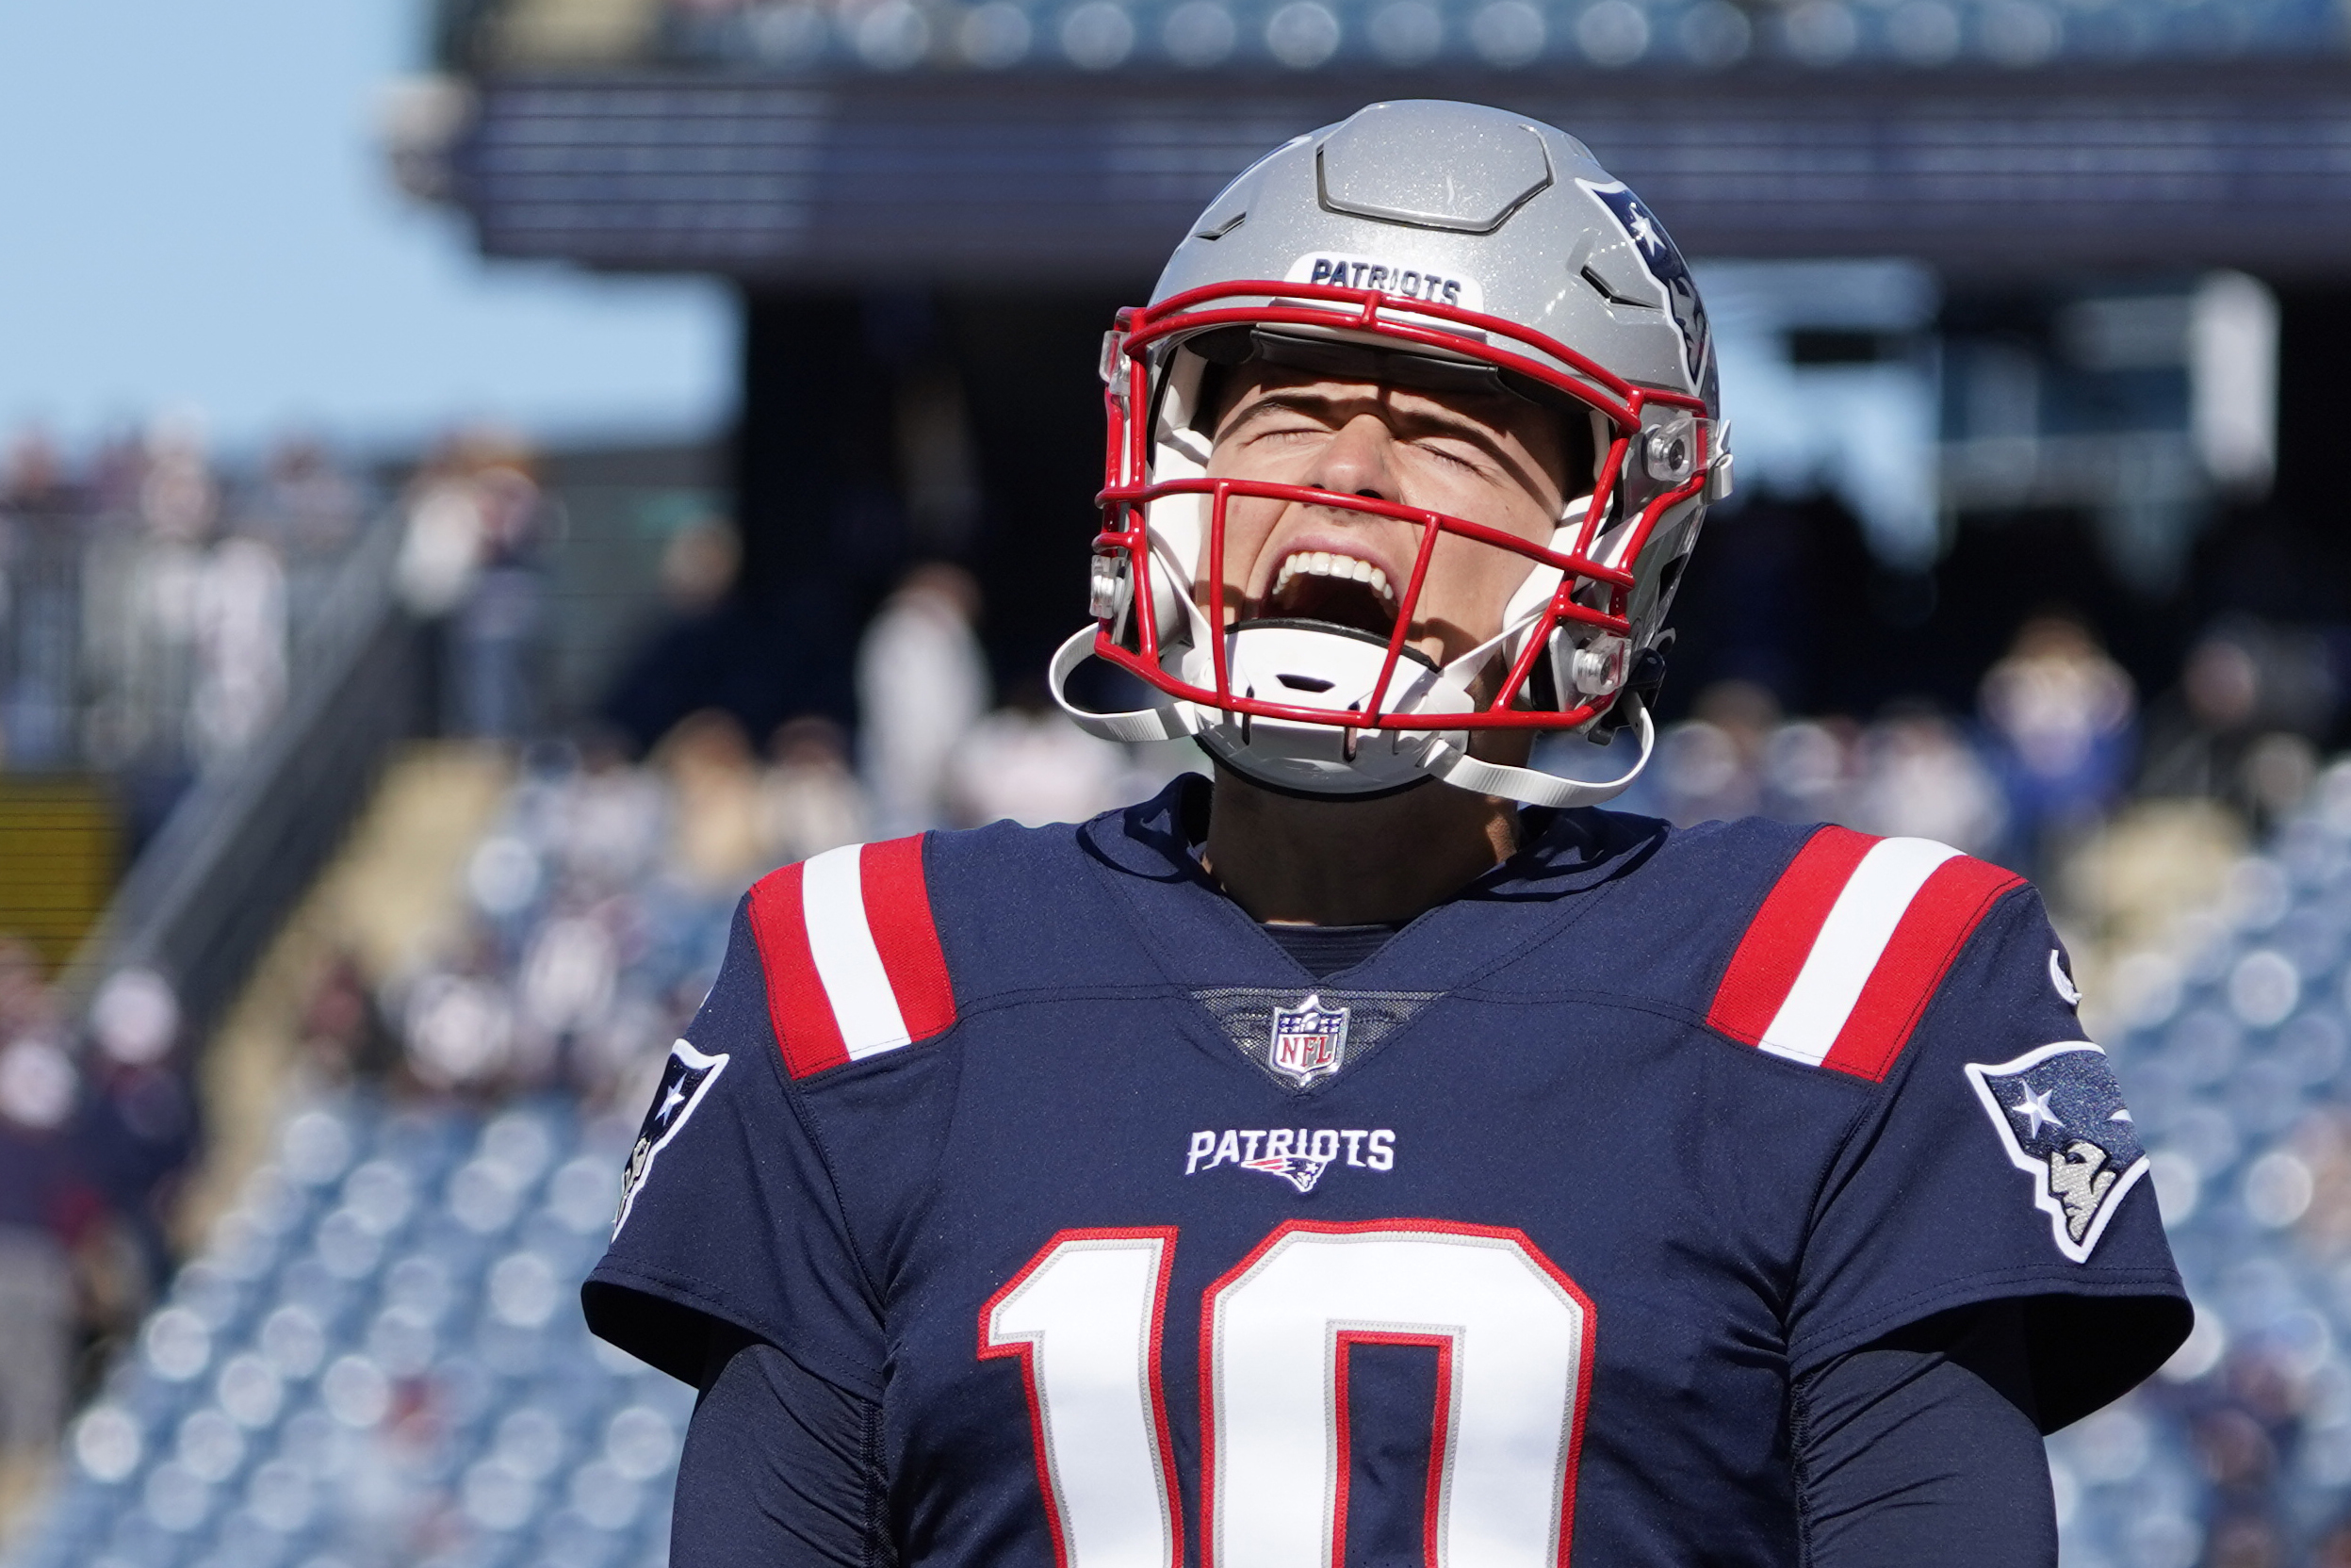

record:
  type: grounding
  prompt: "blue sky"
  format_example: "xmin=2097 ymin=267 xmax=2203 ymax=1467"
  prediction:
xmin=0 ymin=1 xmax=734 ymax=458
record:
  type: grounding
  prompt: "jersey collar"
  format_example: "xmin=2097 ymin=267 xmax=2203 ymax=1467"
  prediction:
xmin=1080 ymin=774 xmax=1665 ymax=993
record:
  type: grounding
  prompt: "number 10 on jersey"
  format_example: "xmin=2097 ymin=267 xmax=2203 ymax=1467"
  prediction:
xmin=980 ymin=1220 xmax=1596 ymax=1568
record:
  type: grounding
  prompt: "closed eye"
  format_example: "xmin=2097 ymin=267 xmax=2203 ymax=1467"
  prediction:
xmin=1224 ymin=404 xmax=1338 ymax=449
xmin=1412 ymin=437 xmax=1498 ymax=480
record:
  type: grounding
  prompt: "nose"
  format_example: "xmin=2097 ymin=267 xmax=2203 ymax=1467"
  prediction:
xmin=1307 ymin=413 xmax=1398 ymax=503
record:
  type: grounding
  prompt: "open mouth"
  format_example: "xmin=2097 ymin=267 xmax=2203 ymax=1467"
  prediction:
xmin=1259 ymin=549 xmax=1399 ymax=639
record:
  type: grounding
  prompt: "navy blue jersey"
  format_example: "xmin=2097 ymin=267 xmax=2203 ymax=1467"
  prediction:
xmin=584 ymin=778 xmax=2186 ymax=1568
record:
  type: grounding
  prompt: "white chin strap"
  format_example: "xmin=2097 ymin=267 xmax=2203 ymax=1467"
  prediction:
xmin=1047 ymin=624 xmax=1657 ymax=809
xmin=1418 ymin=702 xmax=1653 ymax=809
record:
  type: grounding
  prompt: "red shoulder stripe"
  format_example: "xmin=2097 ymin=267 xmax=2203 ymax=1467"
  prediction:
xmin=1706 ymin=825 xmax=1875 ymax=1048
xmin=1817 ymin=855 xmax=2024 ymax=1081
xmin=1708 ymin=828 xmax=2024 ymax=1082
xmin=745 ymin=836 xmax=958 ymax=1080
xmin=747 ymin=860 xmax=851 ymax=1078
xmin=859 ymin=835 xmax=957 ymax=1043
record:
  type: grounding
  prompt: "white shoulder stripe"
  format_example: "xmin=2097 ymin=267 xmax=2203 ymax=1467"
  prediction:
xmin=798 ymin=843 xmax=912 ymax=1060
xmin=1757 ymin=837 xmax=1960 ymax=1067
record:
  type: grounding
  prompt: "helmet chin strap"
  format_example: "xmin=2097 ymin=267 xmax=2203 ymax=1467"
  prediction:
xmin=1422 ymin=700 xmax=1655 ymax=809
xmin=1048 ymin=625 xmax=1658 ymax=809
xmin=1048 ymin=627 xmax=1197 ymax=743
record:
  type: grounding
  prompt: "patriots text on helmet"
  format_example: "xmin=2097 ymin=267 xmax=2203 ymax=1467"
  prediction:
xmin=1286 ymin=252 xmax=1479 ymax=310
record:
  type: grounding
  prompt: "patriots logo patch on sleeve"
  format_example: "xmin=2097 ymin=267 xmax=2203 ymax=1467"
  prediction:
xmin=612 ymin=1038 xmax=728 ymax=1240
xmin=1964 ymin=1042 xmax=2147 ymax=1263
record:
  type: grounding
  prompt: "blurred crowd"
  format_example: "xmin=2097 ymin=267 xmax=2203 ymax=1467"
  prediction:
xmin=344 ymin=557 xmax=1177 ymax=1105
xmin=0 ymin=419 xmax=580 ymax=812
xmin=2046 ymin=769 xmax=2351 ymax=1568
xmin=0 ymin=542 xmax=1173 ymax=1522
xmin=393 ymin=433 xmax=556 ymax=745
xmin=0 ymin=540 xmax=1184 ymax=1550
xmin=0 ymin=951 xmax=199 ymax=1522
xmin=9 ymin=409 xmax=2351 ymax=1563
xmin=1600 ymin=610 xmax=2343 ymax=887
xmin=0 ymin=422 xmax=373 ymax=800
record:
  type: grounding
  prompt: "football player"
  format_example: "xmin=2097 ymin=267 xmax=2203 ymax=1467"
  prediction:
xmin=586 ymin=101 xmax=2187 ymax=1566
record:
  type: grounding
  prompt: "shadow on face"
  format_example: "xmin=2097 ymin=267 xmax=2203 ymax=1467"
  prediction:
xmin=1196 ymin=359 xmax=1596 ymax=670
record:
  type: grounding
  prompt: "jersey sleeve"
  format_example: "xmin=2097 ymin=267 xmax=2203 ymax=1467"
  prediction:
xmin=1774 ymin=867 xmax=2189 ymax=1430
xmin=673 ymin=1331 xmax=892 ymax=1568
xmin=581 ymin=893 xmax=887 ymax=1397
xmin=1793 ymin=1303 xmax=2057 ymax=1568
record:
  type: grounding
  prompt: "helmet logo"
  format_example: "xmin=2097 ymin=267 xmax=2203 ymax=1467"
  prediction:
xmin=1579 ymin=179 xmax=1717 ymax=407
xmin=1284 ymin=251 xmax=1482 ymax=312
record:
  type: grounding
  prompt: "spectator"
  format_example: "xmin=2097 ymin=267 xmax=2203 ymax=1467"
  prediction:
xmin=78 ymin=419 xmax=211 ymax=777
xmin=75 ymin=970 xmax=192 ymax=1300
xmin=1848 ymin=704 xmax=2007 ymax=856
xmin=256 ymin=434 xmax=363 ymax=561
xmin=2142 ymin=618 xmax=2341 ymax=829
xmin=397 ymin=430 xmax=549 ymax=741
xmin=0 ymin=428 xmax=85 ymax=770
xmin=759 ymin=715 xmax=868 ymax=865
xmin=253 ymin=436 xmax=367 ymax=633
xmin=1 ymin=427 xmax=67 ymax=512
xmin=0 ymin=1032 xmax=89 ymax=1497
xmin=297 ymin=949 xmax=400 ymax=1085
xmin=187 ymin=533 xmax=287 ymax=767
xmin=1978 ymin=612 xmax=2136 ymax=870
xmin=653 ymin=710 xmax=767 ymax=890
xmin=659 ymin=514 xmax=739 ymax=613
xmin=552 ymin=732 xmax=669 ymax=894
xmin=8 ymin=420 xmax=373 ymax=808
xmin=1650 ymin=680 xmax=1781 ymax=825
xmin=455 ymin=462 xmax=547 ymax=741
xmin=942 ymin=682 xmax=1134 ymax=829
xmin=0 ymin=939 xmax=56 ymax=1044
xmin=856 ymin=563 xmax=988 ymax=834
xmin=1759 ymin=715 xmax=1858 ymax=825
xmin=394 ymin=446 xmax=490 ymax=622
xmin=400 ymin=938 xmax=520 ymax=1098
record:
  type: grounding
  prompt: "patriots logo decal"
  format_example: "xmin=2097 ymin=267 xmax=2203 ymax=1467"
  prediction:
xmin=1579 ymin=178 xmax=1717 ymax=409
xmin=1964 ymin=1041 xmax=2147 ymax=1263
xmin=613 ymin=1038 xmax=728 ymax=1239
xmin=1242 ymin=1152 xmax=1332 ymax=1194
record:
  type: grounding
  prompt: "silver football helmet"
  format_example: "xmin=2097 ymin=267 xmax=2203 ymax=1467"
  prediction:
xmin=1049 ymin=99 xmax=1732 ymax=808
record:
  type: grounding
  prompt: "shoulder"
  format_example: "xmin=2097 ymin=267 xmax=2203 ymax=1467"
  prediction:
xmin=1698 ymin=823 xmax=2033 ymax=1083
xmin=743 ymin=833 xmax=961 ymax=1081
xmin=1557 ymin=816 xmax=2035 ymax=1084
xmin=741 ymin=819 xmax=1118 ymax=1083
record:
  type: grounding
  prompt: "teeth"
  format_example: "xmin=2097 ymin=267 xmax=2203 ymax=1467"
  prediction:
xmin=1270 ymin=551 xmax=1396 ymax=604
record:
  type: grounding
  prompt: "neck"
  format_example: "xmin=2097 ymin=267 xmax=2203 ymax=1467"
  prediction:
xmin=1200 ymin=768 xmax=1521 ymax=925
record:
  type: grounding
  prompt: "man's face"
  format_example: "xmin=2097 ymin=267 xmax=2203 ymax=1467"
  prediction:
xmin=1199 ymin=364 xmax=1580 ymax=672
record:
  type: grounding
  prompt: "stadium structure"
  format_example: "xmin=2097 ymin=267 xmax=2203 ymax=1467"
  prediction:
xmin=387 ymin=0 xmax=2351 ymax=726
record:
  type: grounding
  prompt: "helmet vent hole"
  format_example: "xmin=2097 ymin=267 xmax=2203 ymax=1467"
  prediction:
xmin=1276 ymin=673 xmax=1337 ymax=694
xmin=1580 ymin=265 xmax=1651 ymax=309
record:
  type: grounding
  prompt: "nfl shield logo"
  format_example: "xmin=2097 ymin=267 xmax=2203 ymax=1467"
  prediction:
xmin=1269 ymin=994 xmax=1349 ymax=1086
